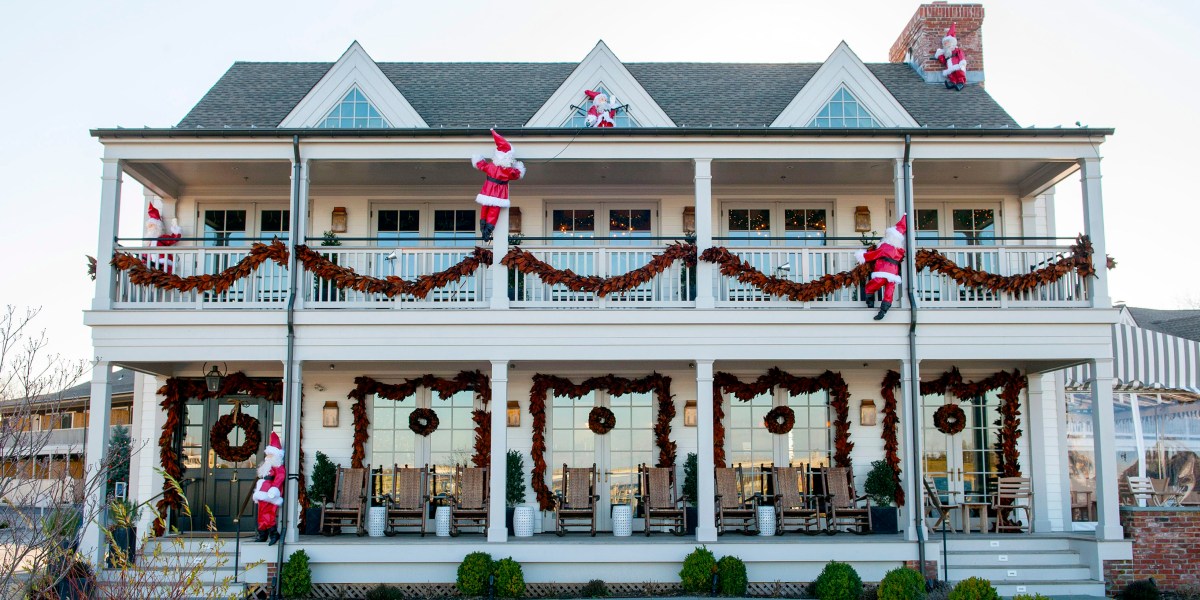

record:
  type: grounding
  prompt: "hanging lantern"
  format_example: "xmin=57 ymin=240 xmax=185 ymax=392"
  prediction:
xmin=203 ymin=363 xmax=227 ymax=393
xmin=323 ymin=401 xmax=340 ymax=428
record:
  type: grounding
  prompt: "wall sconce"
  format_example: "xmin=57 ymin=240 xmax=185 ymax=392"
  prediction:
xmin=506 ymin=400 xmax=521 ymax=427
xmin=860 ymin=399 xmax=877 ymax=426
xmin=203 ymin=362 xmax=227 ymax=393
xmin=854 ymin=206 xmax=871 ymax=232
xmin=682 ymin=207 xmax=696 ymax=233
xmin=322 ymin=401 xmax=340 ymax=427
xmin=508 ymin=207 xmax=522 ymax=234
xmin=684 ymin=400 xmax=697 ymax=427
xmin=331 ymin=207 xmax=348 ymax=233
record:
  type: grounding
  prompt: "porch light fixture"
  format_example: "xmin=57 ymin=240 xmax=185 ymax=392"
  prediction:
xmin=203 ymin=363 xmax=227 ymax=393
xmin=860 ymin=399 xmax=877 ymax=426
xmin=322 ymin=401 xmax=340 ymax=428
xmin=854 ymin=206 xmax=871 ymax=232
xmin=331 ymin=207 xmax=348 ymax=233
xmin=508 ymin=207 xmax=522 ymax=234
xmin=684 ymin=400 xmax=698 ymax=427
xmin=682 ymin=207 xmax=696 ymax=233
xmin=507 ymin=400 xmax=521 ymax=427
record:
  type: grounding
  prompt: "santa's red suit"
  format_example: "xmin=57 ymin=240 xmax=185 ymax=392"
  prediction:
xmin=142 ymin=201 xmax=182 ymax=273
xmin=471 ymin=129 xmax=525 ymax=242
xmin=252 ymin=432 xmax=285 ymax=544
xmin=583 ymin=89 xmax=618 ymax=128
xmin=934 ymin=23 xmax=968 ymax=89
xmin=856 ymin=215 xmax=907 ymax=320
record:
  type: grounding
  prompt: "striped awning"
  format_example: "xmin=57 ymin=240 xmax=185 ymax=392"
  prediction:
xmin=1064 ymin=324 xmax=1200 ymax=394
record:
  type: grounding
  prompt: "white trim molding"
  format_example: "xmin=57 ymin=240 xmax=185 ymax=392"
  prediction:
xmin=772 ymin=42 xmax=918 ymax=128
xmin=278 ymin=41 xmax=428 ymax=129
xmin=524 ymin=41 xmax=675 ymax=128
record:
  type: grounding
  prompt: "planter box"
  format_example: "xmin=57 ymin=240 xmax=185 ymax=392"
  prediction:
xmin=506 ymin=507 xmax=515 ymax=536
xmin=684 ymin=506 xmax=698 ymax=535
xmin=870 ymin=506 xmax=898 ymax=534
xmin=304 ymin=507 xmax=323 ymax=535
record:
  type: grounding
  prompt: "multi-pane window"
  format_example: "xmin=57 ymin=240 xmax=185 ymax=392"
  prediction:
xmin=552 ymin=209 xmax=596 ymax=246
xmin=203 ymin=210 xmax=247 ymax=247
xmin=433 ymin=210 xmax=477 ymax=247
xmin=550 ymin=205 xmax=655 ymax=246
xmin=808 ymin=86 xmax=882 ymax=128
xmin=429 ymin=390 xmax=476 ymax=477
xmin=563 ymin=86 xmax=639 ymax=128
xmin=607 ymin=392 xmax=654 ymax=506
xmin=727 ymin=392 xmax=774 ymax=496
xmin=952 ymin=209 xmax=996 ymax=246
xmin=376 ymin=210 xmax=421 ymax=246
xmin=551 ymin=392 xmax=596 ymax=490
xmin=370 ymin=394 xmax=418 ymax=471
xmin=783 ymin=209 xmax=828 ymax=246
xmin=370 ymin=388 xmax=479 ymax=496
xmin=785 ymin=391 xmax=830 ymax=467
xmin=915 ymin=209 xmax=940 ymax=243
xmin=319 ymin=87 xmax=390 ymax=129
xmin=607 ymin=209 xmax=652 ymax=246
xmin=260 ymin=210 xmax=290 ymax=243
xmin=727 ymin=209 xmax=772 ymax=246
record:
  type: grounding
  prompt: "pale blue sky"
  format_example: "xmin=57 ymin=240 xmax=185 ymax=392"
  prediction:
xmin=1 ymin=0 xmax=1197 ymax=361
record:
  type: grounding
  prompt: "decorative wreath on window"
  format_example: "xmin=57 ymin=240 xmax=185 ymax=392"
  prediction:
xmin=588 ymin=406 xmax=616 ymax=435
xmin=209 ymin=410 xmax=262 ymax=463
xmin=933 ymin=403 xmax=967 ymax=436
xmin=764 ymin=406 xmax=796 ymax=435
xmin=408 ymin=408 xmax=440 ymax=437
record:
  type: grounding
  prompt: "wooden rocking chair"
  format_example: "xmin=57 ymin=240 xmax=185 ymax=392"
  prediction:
xmin=638 ymin=464 xmax=686 ymax=536
xmin=773 ymin=466 xmax=822 ymax=535
xmin=993 ymin=476 xmax=1033 ymax=533
xmin=715 ymin=467 xmax=758 ymax=535
xmin=555 ymin=463 xmax=598 ymax=536
xmin=385 ymin=464 xmax=429 ymax=536
xmin=448 ymin=465 xmax=489 ymax=536
xmin=320 ymin=466 xmax=368 ymax=536
xmin=826 ymin=466 xmax=871 ymax=534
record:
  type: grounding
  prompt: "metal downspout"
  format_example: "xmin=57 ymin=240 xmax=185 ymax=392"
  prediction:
xmin=902 ymin=135 xmax=928 ymax=579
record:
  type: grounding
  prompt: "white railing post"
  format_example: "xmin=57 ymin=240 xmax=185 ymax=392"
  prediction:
xmin=1080 ymin=158 xmax=1110 ymax=308
xmin=694 ymin=159 xmax=715 ymax=309
xmin=92 ymin=160 xmax=122 ymax=310
xmin=488 ymin=360 xmax=509 ymax=542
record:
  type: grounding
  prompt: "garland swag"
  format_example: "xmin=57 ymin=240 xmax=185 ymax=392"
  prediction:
xmin=879 ymin=371 xmax=905 ymax=506
xmin=529 ymin=373 xmax=675 ymax=511
xmin=295 ymin=245 xmax=492 ymax=299
xmin=502 ymin=243 xmax=696 ymax=297
xmin=112 ymin=239 xmax=289 ymax=294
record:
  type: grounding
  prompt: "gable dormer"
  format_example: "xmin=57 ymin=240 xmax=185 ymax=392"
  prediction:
xmin=278 ymin=41 xmax=427 ymax=128
xmin=525 ymin=41 xmax=674 ymax=128
xmin=772 ymin=42 xmax=918 ymax=128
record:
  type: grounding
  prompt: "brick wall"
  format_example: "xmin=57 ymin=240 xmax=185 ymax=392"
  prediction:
xmin=904 ymin=559 xmax=940 ymax=580
xmin=1104 ymin=508 xmax=1200 ymax=595
xmin=889 ymin=2 xmax=985 ymax=76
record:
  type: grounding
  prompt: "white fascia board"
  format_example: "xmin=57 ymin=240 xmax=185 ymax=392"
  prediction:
xmin=278 ymin=41 xmax=428 ymax=129
xmin=524 ymin=40 xmax=674 ymax=128
xmin=772 ymin=42 xmax=918 ymax=128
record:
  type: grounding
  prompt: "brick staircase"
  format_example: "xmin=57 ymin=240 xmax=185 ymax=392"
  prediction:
xmin=939 ymin=536 xmax=1105 ymax=597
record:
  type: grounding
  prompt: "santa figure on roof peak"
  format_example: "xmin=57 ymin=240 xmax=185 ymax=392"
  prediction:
xmin=934 ymin=23 xmax=968 ymax=91
xmin=583 ymin=89 xmax=620 ymax=128
xmin=471 ymin=129 xmax=525 ymax=242
xmin=252 ymin=432 xmax=285 ymax=545
xmin=855 ymin=215 xmax=907 ymax=321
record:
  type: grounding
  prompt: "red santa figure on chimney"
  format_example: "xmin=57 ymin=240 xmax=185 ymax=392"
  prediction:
xmin=934 ymin=23 xmax=968 ymax=91
xmin=252 ymin=432 xmax=285 ymax=545
xmin=143 ymin=199 xmax=182 ymax=272
xmin=855 ymin=215 xmax=907 ymax=320
xmin=583 ymin=89 xmax=620 ymax=128
xmin=471 ymin=129 xmax=525 ymax=242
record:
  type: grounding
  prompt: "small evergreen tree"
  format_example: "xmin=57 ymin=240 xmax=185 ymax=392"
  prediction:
xmin=106 ymin=425 xmax=132 ymax=498
xmin=506 ymin=450 xmax=526 ymax=507
xmin=682 ymin=453 xmax=698 ymax=505
xmin=308 ymin=452 xmax=338 ymax=505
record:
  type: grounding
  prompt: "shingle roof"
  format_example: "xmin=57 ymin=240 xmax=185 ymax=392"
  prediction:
xmin=1127 ymin=307 xmax=1200 ymax=342
xmin=177 ymin=60 xmax=1019 ymax=130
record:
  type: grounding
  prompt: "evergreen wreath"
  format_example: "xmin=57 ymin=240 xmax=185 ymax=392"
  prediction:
xmin=763 ymin=406 xmax=796 ymax=435
xmin=933 ymin=403 xmax=967 ymax=436
xmin=210 ymin=409 xmax=262 ymax=463
xmin=588 ymin=406 xmax=616 ymax=435
xmin=408 ymin=408 xmax=440 ymax=436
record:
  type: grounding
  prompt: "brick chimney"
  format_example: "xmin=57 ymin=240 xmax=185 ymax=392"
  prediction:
xmin=889 ymin=2 xmax=985 ymax=85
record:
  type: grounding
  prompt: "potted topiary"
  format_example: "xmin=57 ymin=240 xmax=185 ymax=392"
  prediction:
xmin=682 ymin=453 xmax=699 ymax=535
xmin=505 ymin=450 xmax=527 ymax=535
xmin=305 ymin=452 xmax=338 ymax=535
xmin=864 ymin=459 xmax=900 ymax=534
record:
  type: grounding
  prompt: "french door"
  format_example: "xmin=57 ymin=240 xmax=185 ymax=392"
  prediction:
xmin=550 ymin=390 xmax=655 ymax=531
xmin=922 ymin=391 xmax=1004 ymax=511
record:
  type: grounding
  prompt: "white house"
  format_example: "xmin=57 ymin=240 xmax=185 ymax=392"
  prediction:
xmin=83 ymin=3 xmax=1133 ymax=596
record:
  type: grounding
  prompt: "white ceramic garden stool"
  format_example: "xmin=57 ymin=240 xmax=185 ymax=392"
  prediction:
xmin=435 ymin=505 xmax=452 ymax=537
xmin=513 ymin=506 xmax=535 ymax=537
xmin=757 ymin=505 xmax=777 ymax=536
xmin=611 ymin=504 xmax=633 ymax=537
xmin=367 ymin=506 xmax=387 ymax=537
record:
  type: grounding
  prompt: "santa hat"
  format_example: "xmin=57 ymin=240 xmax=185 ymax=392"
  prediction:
xmin=264 ymin=431 xmax=283 ymax=458
xmin=491 ymin=129 xmax=512 ymax=154
xmin=893 ymin=214 xmax=908 ymax=235
xmin=145 ymin=200 xmax=164 ymax=234
xmin=584 ymin=89 xmax=601 ymax=101
xmin=943 ymin=23 xmax=958 ymax=44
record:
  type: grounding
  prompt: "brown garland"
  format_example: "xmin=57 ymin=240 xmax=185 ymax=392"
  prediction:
xmin=918 ymin=368 xmax=1026 ymax=478
xmin=763 ymin=406 xmax=796 ymax=435
xmin=296 ymin=245 xmax=492 ymax=298
xmin=879 ymin=371 xmax=905 ymax=506
xmin=502 ymin=243 xmax=697 ymax=297
xmin=588 ymin=407 xmax=616 ymax=435
xmin=112 ymin=239 xmax=289 ymax=294
xmin=408 ymin=408 xmax=440 ymax=436
xmin=471 ymin=410 xmax=490 ymax=468
xmin=713 ymin=369 xmax=852 ymax=469
xmin=700 ymin=247 xmax=873 ymax=302
xmin=933 ymin=404 xmax=967 ymax=436
xmin=154 ymin=374 xmax=283 ymax=536
xmin=209 ymin=409 xmax=262 ymax=462
xmin=529 ymin=373 xmax=675 ymax=510
xmin=345 ymin=372 xmax=491 ymax=468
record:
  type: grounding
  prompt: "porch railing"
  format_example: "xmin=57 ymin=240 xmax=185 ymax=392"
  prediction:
xmin=114 ymin=246 xmax=289 ymax=308
xmin=714 ymin=246 xmax=868 ymax=307
xmin=915 ymin=245 xmax=1090 ymax=308
xmin=303 ymin=246 xmax=490 ymax=308
xmin=509 ymin=246 xmax=694 ymax=308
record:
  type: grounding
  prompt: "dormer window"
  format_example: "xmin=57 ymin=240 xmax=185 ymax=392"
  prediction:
xmin=807 ymin=86 xmax=881 ymax=128
xmin=318 ymin=86 xmax=391 ymax=128
xmin=562 ymin=86 xmax=639 ymax=127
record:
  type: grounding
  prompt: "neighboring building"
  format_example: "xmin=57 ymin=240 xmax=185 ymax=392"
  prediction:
xmin=82 ymin=3 xmax=1131 ymax=596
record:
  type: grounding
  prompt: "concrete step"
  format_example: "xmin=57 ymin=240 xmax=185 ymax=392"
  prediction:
xmin=942 ymin=537 xmax=1072 ymax=552
xmin=944 ymin=549 xmax=1085 ymax=566
xmin=993 ymin=580 xmax=1106 ymax=597
xmin=946 ymin=564 xmax=1092 ymax=582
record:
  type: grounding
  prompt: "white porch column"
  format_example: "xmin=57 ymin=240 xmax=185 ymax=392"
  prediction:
xmin=490 ymin=210 xmax=511 ymax=310
xmin=899 ymin=360 xmax=924 ymax=541
xmin=488 ymin=360 xmax=509 ymax=542
xmin=694 ymin=360 xmax=717 ymax=542
xmin=1080 ymin=158 xmax=1110 ymax=308
xmin=92 ymin=159 xmax=123 ymax=310
xmin=134 ymin=373 xmax=166 ymax=535
xmin=893 ymin=159 xmax=906 ymax=226
xmin=1090 ymin=358 xmax=1123 ymax=540
xmin=693 ymin=159 xmax=715 ymax=309
xmin=290 ymin=157 xmax=309 ymax=309
xmin=80 ymin=361 xmax=114 ymax=565
xmin=282 ymin=360 xmax=303 ymax=543
xmin=1028 ymin=372 xmax=1066 ymax=532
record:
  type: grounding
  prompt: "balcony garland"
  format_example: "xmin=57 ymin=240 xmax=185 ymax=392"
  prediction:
xmin=345 ymin=371 xmax=491 ymax=469
xmin=879 ymin=371 xmax=905 ymax=506
xmin=295 ymin=245 xmax=493 ymax=298
xmin=528 ymin=373 xmax=675 ymax=511
xmin=153 ymin=373 xmax=284 ymax=536
xmin=700 ymin=247 xmax=874 ymax=302
xmin=501 ymin=243 xmax=697 ymax=296
xmin=111 ymin=239 xmax=290 ymax=294
xmin=713 ymin=369 xmax=852 ymax=469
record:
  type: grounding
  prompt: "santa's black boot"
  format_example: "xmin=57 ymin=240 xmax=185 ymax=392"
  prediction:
xmin=873 ymin=301 xmax=892 ymax=321
xmin=268 ymin=529 xmax=280 ymax=546
xmin=479 ymin=220 xmax=494 ymax=242
xmin=255 ymin=528 xmax=268 ymax=543
xmin=865 ymin=294 xmax=875 ymax=309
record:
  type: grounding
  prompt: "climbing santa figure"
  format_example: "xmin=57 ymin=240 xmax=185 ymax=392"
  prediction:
xmin=856 ymin=214 xmax=907 ymax=321
xmin=471 ymin=129 xmax=525 ymax=242
xmin=583 ymin=89 xmax=620 ymax=128
xmin=143 ymin=199 xmax=182 ymax=272
xmin=252 ymin=432 xmax=285 ymax=545
xmin=934 ymin=23 xmax=967 ymax=91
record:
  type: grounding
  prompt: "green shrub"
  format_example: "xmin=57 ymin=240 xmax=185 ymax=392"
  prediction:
xmin=864 ymin=459 xmax=899 ymax=507
xmin=457 ymin=551 xmax=495 ymax=596
xmin=717 ymin=555 xmax=748 ymax=596
xmin=494 ymin=557 xmax=526 ymax=598
xmin=812 ymin=561 xmax=863 ymax=600
xmin=506 ymin=450 xmax=527 ymax=507
xmin=683 ymin=453 xmax=698 ymax=505
xmin=1120 ymin=579 xmax=1161 ymax=600
xmin=947 ymin=577 xmax=999 ymax=600
xmin=581 ymin=579 xmax=611 ymax=598
xmin=877 ymin=567 xmax=925 ymax=600
xmin=680 ymin=546 xmax=718 ymax=594
xmin=308 ymin=451 xmax=338 ymax=505
xmin=280 ymin=549 xmax=313 ymax=598
xmin=365 ymin=584 xmax=405 ymax=600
